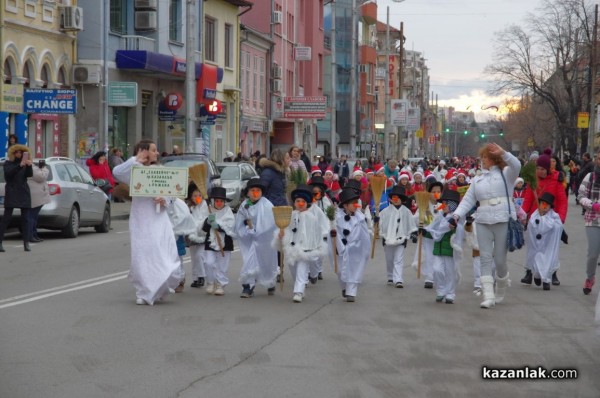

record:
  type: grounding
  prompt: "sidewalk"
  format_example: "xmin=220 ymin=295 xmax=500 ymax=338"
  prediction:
xmin=110 ymin=201 xmax=131 ymax=221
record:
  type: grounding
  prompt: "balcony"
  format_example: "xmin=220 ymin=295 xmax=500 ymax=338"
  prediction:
xmin=120 ymin=35 xmax=156 ymax=52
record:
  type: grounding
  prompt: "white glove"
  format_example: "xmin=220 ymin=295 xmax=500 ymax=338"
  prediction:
xmin=580 ymin=197 xmax=592 ymax=208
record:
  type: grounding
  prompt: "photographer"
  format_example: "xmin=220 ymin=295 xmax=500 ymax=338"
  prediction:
xmin=27 ymin=160 xmax=51 ymax=243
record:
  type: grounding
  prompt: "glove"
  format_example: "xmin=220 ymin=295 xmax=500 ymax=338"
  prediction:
xmin=211 ymin=221 xmax=219 ymax=230
xmin=207 ymin=214 xmax=216 ymax=224
xmin=330 ymin=229 xmax=337 ymax=238
xmin=593 ymin=202 xmax=600 ymax=213
xmin=448 ymin=217 xmax=457 ymax=228
xmin=466 ymin=216 xmax=474 ymax=226
xmin=561 ymin=229 xmax=569 ymax=244
xmin=410 ymin=232 xmax=418 ymax=244
xmin=373 ymin=216 xmax=380 ymax=224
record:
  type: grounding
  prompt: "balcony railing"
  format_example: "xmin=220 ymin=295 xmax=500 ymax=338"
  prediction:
xmin=121 ymin=35 xmax=156 ymax=52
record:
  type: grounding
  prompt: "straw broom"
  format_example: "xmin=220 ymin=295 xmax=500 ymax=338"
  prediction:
xmin=415 ymin=191 xmax=431 ymax=279
xmin=273 ymin=206 xmax=293 ymax=291
xmin=189 ymin=163 xmax=224 ymax=257
xmin=370 ymin=175 xmax=387 ymax=259
xmin=325 ymin=205 xmax=338 ymax=273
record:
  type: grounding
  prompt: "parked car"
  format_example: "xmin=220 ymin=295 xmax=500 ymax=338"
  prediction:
xmin=161 ymin=153 xmax=222 ymax=192
xmin=215 ymin=162 xmax=259 ymax=211
xmin=0 ymin=157 xmax=111 ymax=238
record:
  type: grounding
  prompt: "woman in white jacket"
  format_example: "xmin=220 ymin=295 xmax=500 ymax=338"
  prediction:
xmin=452 ymin=143 xmax=521 ymax=309
xmin=27 ymin=162 xmax=51 ymax=242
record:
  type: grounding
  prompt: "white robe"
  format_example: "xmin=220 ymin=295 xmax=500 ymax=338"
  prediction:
xmin=206 ymin=205 xmax=236 ymax=251
xmin=235 ymin=197 xmax=278 ymax=287
xmin=188 ymin=200 xmax=209 ymax=244
xmin=526 ymin=209 xmax=562 ymax=283
xmin=113 ymin=157 xmax=182 ymax=305
xmin=379 ymin=204 xmax=417 ymax=246
xmin=334 ymin=208 xmax=371 ymax=284
xmin=273 ymin=209 xmax=328 ymax=267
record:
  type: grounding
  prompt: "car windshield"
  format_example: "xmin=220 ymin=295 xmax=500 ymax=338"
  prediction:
xmin=217 ymin=165 xmax=240 ymax=180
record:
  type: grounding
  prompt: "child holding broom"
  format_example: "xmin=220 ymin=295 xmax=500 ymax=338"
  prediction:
xmin=201 ymin=187 xmax=236 ymax=296
xmin=274 ymin=185 xmax=327 ymax=302
xmin=379 ymin=186 xmax=418 ymax=288
xmin=333 ymin=188 xmax=371 ymax=302
xmin=309 ymin=176 xmax=334 ymax=282
xmin=186 ymin=183 xmax=209 ymax=288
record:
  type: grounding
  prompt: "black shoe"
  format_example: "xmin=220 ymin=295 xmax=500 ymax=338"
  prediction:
xmin=30 ymin=237 xmax=43 ymax=243
xmin=240 ymin=284 xmax=253 ymax=298
xmin=309 ymin=276 xmax=318 ymax=284
xmin=24 ymin=242 xmax=31 ymax=252
xmin=0 ymin=244 xmax=4 ymax=252
xmin=198 ymin=277 xmax=205 ymax=287
xmin=551 ymin=271 xmax=560 ymax=286
xmin=521 ymin=269 xmax=532 ymax=285
xmin=543 ymin=282 xmax=550 ymax=291
xmin=445 ymin=298 xmax=454 ymax=304
xmin=424 ymin=281 xmax=434 ymax=289
xmin=342 ymin=289 xmax=346 ymax=298
xmin=534 ymin=277 xmax=541 ymax=286
xmin=267 ymin=287 xmax=275 ymax=296
xmin=190 ymin=279 xmax=200 ymax=288
xmin=318 ymin=272 xmax=323 ymax=280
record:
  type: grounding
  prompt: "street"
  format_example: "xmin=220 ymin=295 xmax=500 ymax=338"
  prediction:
xmin=0 ymin=199 xmax=599 ymax=398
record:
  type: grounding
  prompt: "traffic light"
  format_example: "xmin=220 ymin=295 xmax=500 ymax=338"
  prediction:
xmin=464 ymin=130 xmax=468 ymax=135
xmin=445 ymin=127 xmax=450 ymax=133
xmin=499 ymin=130 xmax=504 ymax=136
xmin=480 ymin=132 xmax=485 ymax=139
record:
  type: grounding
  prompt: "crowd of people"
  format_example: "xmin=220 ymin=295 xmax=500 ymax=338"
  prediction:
xmin=109 ymin=139 xmax=600 ymax=311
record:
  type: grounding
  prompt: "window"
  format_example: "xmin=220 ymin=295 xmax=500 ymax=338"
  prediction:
xmin=253 ymin=56 xmax=258 ymax=110
xmin=259 ymin=58 xmax=265 ymax=112
xmin=110 ymin=0 xmax=127 ymax=34
xmin=169 ymin=0 xmax=182 ymax=42
xmin=224 ymin=24 xmax=233 ymax=68
xmin=204 ymin=17 xmax=216 ymax=62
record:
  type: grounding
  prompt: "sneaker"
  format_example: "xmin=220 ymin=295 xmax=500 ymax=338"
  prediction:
xmin=583 ymin=276 xmax=595 ymax=295
xmin=542 ymin=282 xmax=550 ymax=291
xmin=533 ymin=277 xmax=541 ymax=287
xmin=267 ymin=287 xmax=275 ymax=296
xmin=387 ymin=279 xmax=394 ymax=286
xmin=240 ymin=284 xmax=253 ymax=298
xmin=551 ymin=271 xmax=560 ymax=286
xmin=346 ymin=295 xmax=355 ymax=302
xmin=214 ymin=284 xmax=224 ymax=296
xmin=445 ymin=298 xmax=454 ymax=304
xmin=191 ymin=279 xmax=200 ymax=288
xmin=424 ymin=281 xmax=434 ymax=289
xmin=309 ymin=276 xmax=318 ymax=285
xmin=521 ymin=269 xmax=532 ymax=285
xmin=473 ymin=287 xmax=482 ymax=296
xmin=318 ymin=272 xmax=323 ymax=280
xmin=395 ymin=282 xmax=404 ymax=288
xmin=293 ymin=293 xmax=303 ymax=303
xmin=198 ymin=277 xmax=205 ymax=287
xmin=135 ymin=298 xmax=147 ymax=305
xmin=206 ymin=283 xmax=215 ymax=294
xmin=435 ymin=295 xmax=444 ymax=302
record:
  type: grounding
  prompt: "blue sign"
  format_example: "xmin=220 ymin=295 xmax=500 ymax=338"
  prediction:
xmin=158 ymin=102 xmax=177 ymax=121
xmin=203 ymin=88 xmax=216 ymax=100
xmin=23 ymin=89 xmax=77 ymax=114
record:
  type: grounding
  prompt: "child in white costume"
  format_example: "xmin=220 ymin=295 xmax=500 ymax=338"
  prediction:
xmin=424 ymin=189 xmax=465 ymax=304
xmin=379 ymin=186 xmax=418 ymax=288
xmin=201 ymin=187 xmax=236 ymax=296
xmin=274 ymin=185 xmax=328 ymax=302
xmin=333 ymin=188 xmax=371 ymax=302
xmin=526 ymin=192 xmax=563 ymax=291
xmin=166 ymin=197 xmax=198 ymax=294
xmin=308 ymin=176 xmax=334 ymax=282
xmin=235 ymin=178 xmax=278 ymax=298
xmin=186 ymin=184 xmax=209 ymax=288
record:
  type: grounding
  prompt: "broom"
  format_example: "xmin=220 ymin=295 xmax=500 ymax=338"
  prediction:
xmin=369 ymin=175 xmax=387 ymax=259
xmin=273 ymin=206 xmax=293 ymax=291
xmin=189 ymin=163 xmax=224 ymax=256
xmin=415 ymin=191 xmax=431 ymax=279
xmin=325 ymin=205 xmax=338 ymax=273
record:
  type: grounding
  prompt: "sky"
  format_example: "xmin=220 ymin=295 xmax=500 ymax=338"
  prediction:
xmin=377 ymin=0 xmax=541 ymax=122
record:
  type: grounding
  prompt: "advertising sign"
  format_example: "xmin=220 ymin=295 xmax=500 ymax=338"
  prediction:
xmin=108 ymin=82 xmax=138 ymax=107
xmin=283 ymin=96 xmax=326 ymax=118
xmin=391 ymin=99 xmax=407 ymax=126
xmin=1 ymin=84 xmax=24 ymax=113
xmin=129 ymin=166 xmax=188 ymax=198
xmin=23 ymin=89 xmax=76 ymax=114
xmin=294 ymin=47 xmax=312 ymax=61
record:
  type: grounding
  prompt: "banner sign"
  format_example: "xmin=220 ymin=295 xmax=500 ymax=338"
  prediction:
xmin=129 ymin=166 xmax=188 ymax=198
xmin=283 ymin=96 xmax=326 ymax=118
xmin=1 ymin=84 xmax=24 ymax=113
xmin=23 ymin=89 xmax=76 ymax=114
xmin=391 ymin=99 xmax=407 ymax=126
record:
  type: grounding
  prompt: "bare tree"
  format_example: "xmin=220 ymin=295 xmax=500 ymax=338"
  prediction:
xmin=486 ymin=0 xmax=594 ymax=155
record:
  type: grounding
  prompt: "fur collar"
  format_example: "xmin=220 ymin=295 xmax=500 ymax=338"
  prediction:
xmin=259 ymin=157 xmax=286 ymax=173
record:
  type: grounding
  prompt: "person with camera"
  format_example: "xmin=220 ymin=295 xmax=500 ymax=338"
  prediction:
xmin=27 ymin=160 xmax=51 ymax=243
xmin=87 ymin=151 xmax=115 ymax=199
xmin=0 ymin=144 xmax=33 ymax=252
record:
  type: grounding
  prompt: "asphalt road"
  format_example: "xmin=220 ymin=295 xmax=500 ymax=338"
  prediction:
xmin=0 ymin=199 xmax=598 ymax=398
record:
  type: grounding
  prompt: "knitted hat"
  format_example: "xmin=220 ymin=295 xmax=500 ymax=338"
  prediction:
xmin=536 ymin=148 xmax=552 ymax=172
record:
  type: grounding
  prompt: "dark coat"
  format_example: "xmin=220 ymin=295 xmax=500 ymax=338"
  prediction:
xmin=259 ymin=158 xmax=288 ymax=206
xmin=578 ymin=159 xmax=594 ymax=186
xmin=3 ymin=159 xmax=33 ymax=209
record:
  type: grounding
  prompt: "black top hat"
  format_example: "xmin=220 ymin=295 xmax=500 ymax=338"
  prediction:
xmin=438 ymin=189 xmax=461 ymax=204
xmin=338 ymin=188 xmax=360 ymax=207
xmin=309 ymin=176 xmax=328 ymax=191
xmin=427 ymin=181 xmax=444 ymax=193
xmin=538 ymin=192 xmax=555 ymax=207
xmin=246 ymin=177 xmax=267 ymax=193
xmin=209 ymin=186 xmax=231 ymax=201
xmin=291 ymin=184 xmax=313 ymax=203
xmin=344 ymin=179 xmax=362 ymax=195
xmin=388 ymin=185 xmax=408 ymax=201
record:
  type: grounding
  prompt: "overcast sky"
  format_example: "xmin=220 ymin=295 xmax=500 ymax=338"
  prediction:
xmin=377 ymin=0 xmax=540 ymax=121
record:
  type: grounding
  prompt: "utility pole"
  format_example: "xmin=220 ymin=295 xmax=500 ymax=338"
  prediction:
xmin=350 ymin=0 xmax=357 ymax=158
xmin=384 ymin=6 xmax=391 ymax=161
xmin=589 ymin=4 xmax=598 ymax=154
xmin=330 ymin=0 xmax=337 ymax=159
xmin=185 ymin=0 xmax=197 ymax=152
xmin=398 ymin=21 xmax=404 ymax=161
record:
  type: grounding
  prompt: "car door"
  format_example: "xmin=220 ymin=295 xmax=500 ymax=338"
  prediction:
xmin=74 ymin=164 xmax=106 ymax=222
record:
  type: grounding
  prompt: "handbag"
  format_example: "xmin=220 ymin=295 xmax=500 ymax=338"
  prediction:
xmin=501 ymin=173 xmax=525 ymax=252
xmin=95 ymin=178 xmax=113 ymax=193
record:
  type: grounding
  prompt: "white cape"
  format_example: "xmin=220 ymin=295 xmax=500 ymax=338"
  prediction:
xmin=334 ymin=208 xmax=371 ymax=284
xmin=526 ymin=209 xmax=562 ymax=283
xmin=379 ymin=204 xmax=417 ymax=246
xmin=273 ymin=208 xmax=328 ymax=266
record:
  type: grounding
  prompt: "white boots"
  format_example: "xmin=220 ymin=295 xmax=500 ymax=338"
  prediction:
xmin=495 ymin=273 xmax=510 ymax=303
xmin=480 ymin=276 xmax=495 ymax=308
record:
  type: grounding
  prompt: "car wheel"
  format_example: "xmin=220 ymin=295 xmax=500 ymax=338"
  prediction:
xmin=95 ymin=204 xmax=111 ymax=233
xmin=62 ymin=206 xmax=80 ymax=238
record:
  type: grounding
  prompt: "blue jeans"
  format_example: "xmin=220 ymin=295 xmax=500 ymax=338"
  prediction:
xmin=28 ymin=206 xmax=42 ymax=239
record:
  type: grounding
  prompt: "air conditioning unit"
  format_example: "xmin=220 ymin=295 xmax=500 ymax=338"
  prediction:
xmin=135 ymin=0 xmax=157 ymax=10
xmin=72 ymin=64 xmax=102 ymax=85
xmin=272 ymin=79 xmax=282 ymax=93
xmin=272 ymin=11 xmax=282 ymax=24
xmin=61 ymin=6 xmax=83 ymax=31
xmin=272 ymin=65 xmax=282 ymax=79
xmin=135 ymin=11 xmax=157 ymax=31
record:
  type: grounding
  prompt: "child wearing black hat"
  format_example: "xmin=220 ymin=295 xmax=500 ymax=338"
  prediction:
xmin=202 ymin=187 xmax=236 ymax=295
xmin=235 ymin=178 xmax=278 ymax=298
xmin=525 ymin=192 xmax=563 ymax=290
xmin=333 ymin=188 xmax=371 ymax=302
xmin=309 ymin=176 xmax=334 ymax=281
xmin=423 ymin=189 xmax=465 ymax=304
xmin=378 ymin=186 xmax=418 ymax=288
xmin=274 ymin=185 xmax=327 ymax=302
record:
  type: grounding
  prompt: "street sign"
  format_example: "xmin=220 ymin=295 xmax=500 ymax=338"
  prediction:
xmin=23 ymin=89 xmax=76 ymax=114
xmin=578 ymin=112 xmax=590 ymax=128
xmin=108 ymin=82 xmax=138 ymax=107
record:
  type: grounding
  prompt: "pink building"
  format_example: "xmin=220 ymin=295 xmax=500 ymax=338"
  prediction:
xmin=241 ymin=0 xmax=325 ymax=156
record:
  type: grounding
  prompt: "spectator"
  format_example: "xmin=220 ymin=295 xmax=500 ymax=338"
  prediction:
xmin=27 ymin=160 xmax=51 ymax=243
xmin=288 ymin=146 xmax=307 ymax=173
xmin=259 ymin=148 xmax=289 ymax=206
xmin=8 ymin=134 xmax=18 ymax=147
xmin=108 ymin=147 xmax=125 ymax=170
xmin=384 ymin=159 xmax=399 ymax=181
xmin=317 ymin=156 xmax=329 ymax=174
xmin=334 ymin=154 xmax=350 ymax=186
xmin=224 ymin=151 xmax=235 ymax=162
xmin=172 ymin=145 xmax=182 ymax=155
xmin=299 ymin=148 xmax=312 ymax=172
xmin=87 ymin=151 xmax=116 ymax=199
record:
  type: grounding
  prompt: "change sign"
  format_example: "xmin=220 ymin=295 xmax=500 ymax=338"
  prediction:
xmin=24 ymin=89 xmax=77 ymax=114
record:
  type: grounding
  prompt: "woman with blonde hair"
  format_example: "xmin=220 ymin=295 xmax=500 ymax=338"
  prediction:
xmin=451 ymin=143 xmax=521 ymax=309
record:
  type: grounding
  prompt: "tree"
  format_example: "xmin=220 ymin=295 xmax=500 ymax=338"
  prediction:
xmin=485 ymin=0 xmax=595 ymax=155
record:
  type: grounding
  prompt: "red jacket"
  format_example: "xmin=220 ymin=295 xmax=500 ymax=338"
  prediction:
xmin=521 ymin=170 xmax=568 ymax=223
xmin=86 ymin=159 xmax=115 ymax=193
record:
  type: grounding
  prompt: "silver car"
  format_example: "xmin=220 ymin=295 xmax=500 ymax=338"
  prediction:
xmin=215 ymin=162 xmax=259 ymax=211
xmin=0 ymin=157 xmax=111 ymax=238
